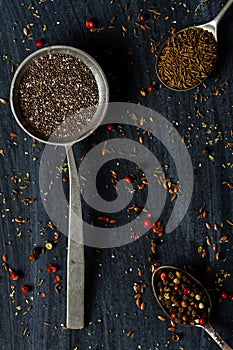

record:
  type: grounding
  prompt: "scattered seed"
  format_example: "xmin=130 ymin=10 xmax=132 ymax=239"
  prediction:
xmin=45 ymin=242 xmax=53 ymax=250
xmin=140 ymin=302 xmax=146 ymax=310
xmin=168 ymin=327 xmax=176 ymax=332
xmin=0 ymin=98 xmax=7 ymax=105
xmin=134 ymin=293 xmax=141 ymax=299
xmin=139 ymin=136 xmax=144 ymax=144
xmin=219 ymin=236 xmax=228 ymax=243
xmin=158 ymin=315 xmax=166 ymax=321
xmin=1 ymin=254 xmax=8 ymax=262
xmin=23 ymin=327 xmax=29 ymax=336
xmin=23 ymin=27 xmax=29 ymax=36
xmin=122 ymin=24 xmax=128 ymax=33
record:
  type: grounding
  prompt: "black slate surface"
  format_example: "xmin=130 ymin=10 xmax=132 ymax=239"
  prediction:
xmin=0 ymin=0 xmax=233 ymax=350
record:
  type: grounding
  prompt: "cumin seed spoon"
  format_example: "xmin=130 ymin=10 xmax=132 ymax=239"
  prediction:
xmin=156 ymin=0 xmax=233 ymax=91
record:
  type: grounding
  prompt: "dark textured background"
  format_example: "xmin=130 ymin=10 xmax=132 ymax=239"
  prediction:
xmin=0 ymin=0 xmax=233 ymax=349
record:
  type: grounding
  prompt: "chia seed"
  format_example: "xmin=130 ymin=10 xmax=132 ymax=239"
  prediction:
xmin=18 ymin=53 xmax=99 ymax=140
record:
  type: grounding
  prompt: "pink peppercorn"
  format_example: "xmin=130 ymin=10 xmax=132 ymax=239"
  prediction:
xmin=35 ymin=39 xmax=45 ymax=47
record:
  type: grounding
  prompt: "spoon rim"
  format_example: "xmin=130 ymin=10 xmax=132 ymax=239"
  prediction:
xmin=151 ymin=265 xmax=212 ymax=327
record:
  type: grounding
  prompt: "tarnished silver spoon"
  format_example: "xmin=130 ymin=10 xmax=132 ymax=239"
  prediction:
xmin=152 ymin=266 xmax=233 ymax=350
xmin=156 ymin=0 xmax=233 ymax=91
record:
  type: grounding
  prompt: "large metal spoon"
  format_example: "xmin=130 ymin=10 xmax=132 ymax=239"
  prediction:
xmin=10 ymin=45 xmax=109 ymax=329
xmin=152 ymin=266 xmax=233 ymax=350
xmin=156 ymin=0 xmax=233 ymax=91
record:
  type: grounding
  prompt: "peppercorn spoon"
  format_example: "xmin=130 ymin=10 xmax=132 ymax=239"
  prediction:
xmin=152 ymin=266 xmax=233 ymax=350
xmin=10 ymin=45 xmax=109 ymax=329
xmin=156 ymin=0 xmax=233 ymax=91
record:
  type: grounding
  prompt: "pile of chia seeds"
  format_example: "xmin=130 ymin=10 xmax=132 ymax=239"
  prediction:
xmin=18 ymin=53 xmax=99 ymax=140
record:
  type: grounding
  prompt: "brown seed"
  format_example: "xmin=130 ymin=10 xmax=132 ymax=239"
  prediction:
xmin=140 ymin=89 xmax=147 ymax=97
xmin=226 ymin=220 xmax=233 ymax=226
xmin=151 ymin=244 xmax=157 ymax=254
xmin=10 ymin=132 xmax=18 ymax=138
xmin=171 ymin=320 xmax=176 ymax=327
xmin=136 ymin=298 xmax=141 ymax=307
xmin=15 ymin=217 xmax=24 ymax=223
xmin=139 ymin=136 xmax=144 ymax=144
xmin=0 ymin=98 xmax=7 ymax=105
xmin=205 ymin=222 xmax=211 ymax=230
xmin=140 ymin=302 xmax=146 ymax=310
xmin=133 ymin=206 xmax=141 ymax=213
xmin=202 ymin=210 xmax=207 ymax=218
xmin=168 ymin=327 xmax=176 ymax=332
xmin=214 ymin=224 xmax=219 ymax=231
xmin=212 ymin=243 xmax=217 ymax=251
xmin=111 ymin=170 xmax=118 ymax=178
xmin=133 ymin=284 xmax=140 ymax=293
xmin=23 ymin=27 xmax=29 ymax=36
xmin=138 ymin=268 xmax=144 ymax=276
xmin=23 ymin=327 xmax=29 ymax=336
xmin=122 ymin=24 xmax=128 ymax=32
xmin=55 ymin=232 xmax=60 ymax=240
xmin=206 ymin=236 xmax=211 ymax=246
xmin=219 ymin=235 xmax=228 ymax=243
xmin=48 ymin=221 xmax=55 ymax=230
xmin=223 ymin=181 xmax=233 ymax=189
xmin=157 ymin=315 xmax=166 ymax=321
xmin=215 ymin=252 xmax=220 ymax=260
xmin=134 ymin=293 xmax=141 ymax=299
xmin=172 ymin=334 xmax=180 ymax=342
xmin=167 ymin=180 xmax=172 ymax=188
xmin=1 ymin=254 xmax=8 ymax=262
xmin=127 ymin=330 xmax=134 ymax=337
xmin=202 ymin=250 xmax=207 ymax=258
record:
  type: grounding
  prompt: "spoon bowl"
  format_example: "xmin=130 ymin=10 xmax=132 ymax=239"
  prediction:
xmin=156 ymin=0 xmax=233 ymax=91
xmin=152 ymin=266 xmax=233 ymax=350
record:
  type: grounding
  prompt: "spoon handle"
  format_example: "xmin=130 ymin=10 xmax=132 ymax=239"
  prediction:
xmin=213 ymin=0 xmax=233 ymax=26
xmin=66 ymin=145 xmax=85 ymax=329
xmin=203 ymin=323 xmax=233 ymax=350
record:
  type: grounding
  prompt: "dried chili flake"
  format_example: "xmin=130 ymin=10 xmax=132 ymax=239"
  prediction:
xmin=54 ymin=275 xmax=62 ymax=283
xmin=21 ymin=285 xmax=31 ymax=294
xmin=46 ymin=264 xmax=58 ymax=273
xmin=10 ymin=271 xmax=20 ymax=281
